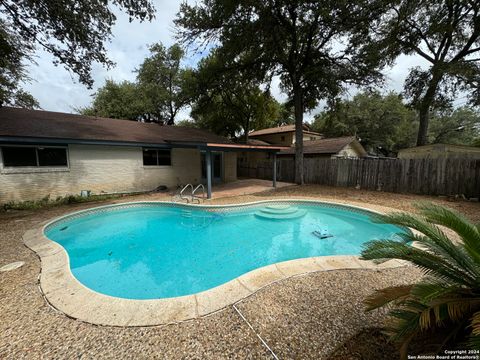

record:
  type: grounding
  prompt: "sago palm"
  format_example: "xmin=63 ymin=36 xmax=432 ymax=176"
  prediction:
xmin=361 ymin=203 xmax=480 ymax=357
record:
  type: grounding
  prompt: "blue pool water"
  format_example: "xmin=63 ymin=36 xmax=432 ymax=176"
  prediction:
xmin=45 ymin=202 xmax=405 ymax=299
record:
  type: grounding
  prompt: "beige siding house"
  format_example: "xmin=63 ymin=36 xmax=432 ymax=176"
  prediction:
xmin=277 ymin=136 xmax=367 ymax=159
xmin=239 ymin=124 xmax=323 ymax=166
xmin=238 ymin=123 xmax=366 ymax=168
xmin=248 ymin=124 xmax=323 ymax=146
xmin=0 ymin=107 xmax=283 ymax=203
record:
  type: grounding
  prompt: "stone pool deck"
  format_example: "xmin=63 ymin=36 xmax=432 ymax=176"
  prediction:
xmin=1 ymin=185 xmax=479 ymax=359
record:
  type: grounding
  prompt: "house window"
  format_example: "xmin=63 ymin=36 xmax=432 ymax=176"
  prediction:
xmin=142 ymin=148 xmax=171 ymax=166
xmin=1 ymin=146 xmax=68 ymax=167
xmin=281 ymin=136 xmax=286 ymax=141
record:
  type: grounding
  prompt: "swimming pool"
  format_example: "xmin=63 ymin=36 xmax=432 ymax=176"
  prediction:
xmin=44 ymin=201 xmax=405 ymax=300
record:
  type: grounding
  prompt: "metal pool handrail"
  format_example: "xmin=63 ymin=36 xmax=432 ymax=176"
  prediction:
xmin=180 ymin=184 xmax=194 ymax=203
xmin=192 ymin=184 xmax=205 ymax=203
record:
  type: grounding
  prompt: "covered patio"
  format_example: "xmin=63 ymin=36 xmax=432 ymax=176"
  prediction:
xmin=199 ymin=142 xmax=290 ymax=199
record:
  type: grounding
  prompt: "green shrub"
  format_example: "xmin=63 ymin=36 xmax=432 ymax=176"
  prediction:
xmin=361 ymin=203 xmax=480 ymax=358
xmin=2 ymin=193 xmax=122 ymax=211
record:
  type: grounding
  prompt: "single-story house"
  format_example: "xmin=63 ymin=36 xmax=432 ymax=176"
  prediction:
xmin=277 ymin=136 xmax=367 ymax=159
xmin=398 ymin=143 xmax=480 ymax=159
xmin=0 ymin=107 xmax=286 ymax=203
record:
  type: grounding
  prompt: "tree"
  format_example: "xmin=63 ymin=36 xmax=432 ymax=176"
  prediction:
xmin=368 ymin=0 xmax=480 ymax=146
xmin=429 ymin=107 xmax=480 ymax=145
xmin=188 ymin=52 xmax=281 ymax=141
xmin=175 ymin=119 xmax=197 ymax=128
xmin=0 ymin=0 xmax=155 ymax=92
xmin=0 ymin=21 xmax=38 ymax=108
xmin=176 ymin=0 xmax=382 ymax=184
xmin=312 ymin=91 xmax=418 ymax=155
xmin=273 ymin=102 xmax=296 ymax=127
xmin=77 ymin=80 xmax=148 ymax=121
xmin=79 ymin=43 xmax=193 ymax=124
xmin=361 ymin=203 xmax=480 ymax=356
xmin=136 ymin=43 xmax=192 ymax=125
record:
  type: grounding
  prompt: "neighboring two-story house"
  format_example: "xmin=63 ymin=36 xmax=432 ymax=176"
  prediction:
xmin=238 ymin=125 xmax=366 ymax=169
xmin=248 ymin=124 xmax=323 ymax=146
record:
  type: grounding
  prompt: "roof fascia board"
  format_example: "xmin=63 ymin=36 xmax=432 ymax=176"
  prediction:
xmin=0 ymin=136 xmax=174 ymax=148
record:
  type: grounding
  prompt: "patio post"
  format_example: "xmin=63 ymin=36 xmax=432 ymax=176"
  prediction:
xmin=272 ymin=152 xmax=277 ymax=188
xmin=206 ymin=149 xmax=212 ymax=199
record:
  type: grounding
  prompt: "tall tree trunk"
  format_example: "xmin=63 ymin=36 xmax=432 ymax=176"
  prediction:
xmin=416 ymin=70 xmax=443 ymax=146
xmin=416 ymin=103 xmax=430 ymax=146
xmin=293 ymin=86 xmax=304 ymax=185
xmin=244 ymin=116 xmax=250 ymax=144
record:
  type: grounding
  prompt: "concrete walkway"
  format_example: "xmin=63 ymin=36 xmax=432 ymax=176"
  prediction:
xmin=209 ymin=178 xmax=294 ymax=198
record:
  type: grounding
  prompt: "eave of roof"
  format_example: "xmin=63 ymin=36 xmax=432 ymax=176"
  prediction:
xmin=0 ymin=136 xmax=288 ymax=152
xmin=204 ymin=143 xmax=290 ymax=152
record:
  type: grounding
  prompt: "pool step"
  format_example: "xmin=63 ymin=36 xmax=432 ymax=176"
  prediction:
xmin=259 ymin=205 xmax=299 ymax=215
xmin=255 ymin=206 xmax=307 ymax=220
xmin=181 ymin=210 xmax=192 ymax=218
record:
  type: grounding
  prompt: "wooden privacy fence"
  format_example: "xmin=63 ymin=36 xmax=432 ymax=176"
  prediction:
xmin=238 ymin=157 xmax=480 ymax=198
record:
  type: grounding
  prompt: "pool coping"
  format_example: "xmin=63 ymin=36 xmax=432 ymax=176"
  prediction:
xmin=23 ymin=199 xmax=413 ymax=327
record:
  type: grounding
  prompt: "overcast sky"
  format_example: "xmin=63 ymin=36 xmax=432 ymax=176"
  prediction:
xmin=21 ymin=0 xmax=432 ymax=123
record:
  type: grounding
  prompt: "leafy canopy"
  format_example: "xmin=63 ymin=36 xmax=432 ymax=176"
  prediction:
xmin=176 ymin=0 xmax=384 ymax=183
xmin=0 ymin=20 xmax=38 ymax=108
xmin=80 ymin=43 xmax=193 ymax=125
xmin=312 ymin=91 xmax=480 ymax=154
xmin=312 ymin=91 xmax=418 ymax=155
xmin=429 ymin=107 xmax=480 ymax=145
xmin=365 ymin=0 xmax=480 ymax=145
xmin=188 ymin=51 xmax=281 ymax=140
xmin=137 ymin=43 xmax=193 ymax=125
xmin=77 ymin=80 xmax=147 ymax=121
xmin=0 ymin=0 xmax=155 ymax=106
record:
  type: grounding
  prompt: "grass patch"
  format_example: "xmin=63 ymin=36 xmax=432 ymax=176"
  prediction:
xmin=2 ymin=194 xmax=123 ymax=211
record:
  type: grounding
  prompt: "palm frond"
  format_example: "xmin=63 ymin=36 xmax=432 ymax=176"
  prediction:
xmin=362 ymin=203 xmax=480 ymax=354
xmin=417 ymin=203 xmax=480 ymax=264
xmin=469 ymin=312 xmax=480 ymax=349
xmin=411 ymin=281 xmax=474 ymax=303
xmin=404 ymin=233 xmax=479 ymax=281
xmin=364 ymin=285 xmax=413 ymax=311
xmin=471 ymin=311 xmax=480 ymax=337
xmin=372 ymin=211 xmax=480 ymax=281
xmin=361 ymin=240 xmax=476 ymax=286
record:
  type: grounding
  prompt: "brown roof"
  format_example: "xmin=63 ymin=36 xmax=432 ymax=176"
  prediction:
xmin=279 ymin=136 xmax=365 ymax=155
xmin=249 ymin=124 xmax=321 ymax=137
xmin=0 ymin=107 xmax=233 ymax=146
xmin=246 ymin=139 xmax=272 ymax=146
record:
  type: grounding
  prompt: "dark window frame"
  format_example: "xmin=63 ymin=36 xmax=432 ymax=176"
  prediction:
xmin=142 ymin=148 xmax=172 ymax=166
xmin=1 ymin=145 xmax=69 ymax=168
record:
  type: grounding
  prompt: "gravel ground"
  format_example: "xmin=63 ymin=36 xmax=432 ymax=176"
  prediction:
xmin=0 ymin=185 xmax=477 ymax=359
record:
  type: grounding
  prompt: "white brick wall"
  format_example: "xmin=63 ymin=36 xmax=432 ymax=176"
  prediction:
xmin=0 ymin=145 xmax=207 ymax=203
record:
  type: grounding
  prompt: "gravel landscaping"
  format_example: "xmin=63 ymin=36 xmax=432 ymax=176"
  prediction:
xmin=0 ymin=184 xmax=478 ymax=359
